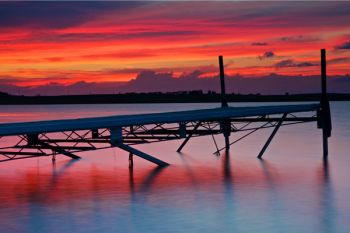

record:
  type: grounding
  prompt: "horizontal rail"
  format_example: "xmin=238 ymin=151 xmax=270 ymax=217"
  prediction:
xmin=231 ymin=117 xmax=317 ymax=122
xmin=0 ymin=104 xmax=320 ymax=136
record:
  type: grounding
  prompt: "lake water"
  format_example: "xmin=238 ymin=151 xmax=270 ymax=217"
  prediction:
xmin=0 ymin=102 xmax=349 ymax=233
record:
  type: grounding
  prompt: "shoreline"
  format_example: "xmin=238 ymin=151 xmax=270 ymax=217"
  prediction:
xmin=1 ymin=93 xmax=350 ymax=105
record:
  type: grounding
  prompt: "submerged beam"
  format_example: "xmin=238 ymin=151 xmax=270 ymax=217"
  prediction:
xmin=257 ymin=113 xmax=287 ymax=159
xmin=118 ymin=144 xmax=169 ymax=167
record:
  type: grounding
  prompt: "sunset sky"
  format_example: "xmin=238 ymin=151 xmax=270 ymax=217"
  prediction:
xmin=1 ymin=1 xmax=350 ymax=94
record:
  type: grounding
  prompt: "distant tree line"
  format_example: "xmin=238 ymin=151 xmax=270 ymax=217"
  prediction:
xmin=0 ymin=91 xmax=349 ymax=105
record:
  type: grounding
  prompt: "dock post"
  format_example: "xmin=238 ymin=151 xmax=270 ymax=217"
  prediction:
xmin=221 ymin=119 xmax=231 ymax=151
xmin=179 ymin=122 xmax=187 ymax=138
xmin=219 ymin=56 xmax=230 ymax=150
xmin=224 ymin=130 xmax=230 ymax=151
xmin=219 ymin=55 xmax=228 ymax=107
xmin=129 ymin=152 xmax=134 ymax=168
xmin=323 ymin=132 xmax=328 ymax=159
xmin=319 ymin=49 xmax=332 ymax=160
xmin=27 ymin=134 xmax=39 ymax=145
xmin=110 ymin=127 xmax=123 ymax=146
xmin=91 ymin=129 xmax=99 ymax=139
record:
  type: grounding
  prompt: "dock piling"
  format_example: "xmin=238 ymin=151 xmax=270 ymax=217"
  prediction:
xmin=129 ymin=152 xmax=134 ymax=168
xmin=219 ymin=55 xmax=228 ymax=108
xmin=320 ymin=49 xmax=332 ymax=159
xmin=219 ymin=56 xmax=231 ymax=151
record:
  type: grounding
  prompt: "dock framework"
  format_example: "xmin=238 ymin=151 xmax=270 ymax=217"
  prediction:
xmin=0 ymin=49 xmax=332 ymax=167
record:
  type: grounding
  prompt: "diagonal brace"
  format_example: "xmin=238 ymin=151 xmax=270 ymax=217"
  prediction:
xmin=118 ymin=144 xmax=169 ymax=167
xmin=257 ymin=113 xmax=287 ymax=159
xmin=38 ymin=142 xmax=81 ymax=159
xmin=177 ymin=122 xmax=201 ymax=152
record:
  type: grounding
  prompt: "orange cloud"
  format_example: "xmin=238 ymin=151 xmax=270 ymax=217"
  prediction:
xmin=0 ymin=1 xmax=349 ymax=91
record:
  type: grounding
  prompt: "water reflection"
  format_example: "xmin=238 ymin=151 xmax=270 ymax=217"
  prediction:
xmin=0 ymin=150 xmax=345 ymax=233
xmin=0 ymin=102 xmax=349 ymax=233
xmin=138 ymin=167 xmax=165 ymax=193
xmin=318 ymin=159 xmax=336 ymax=233
xmin=259 ymin=159 xmax=277 ymax=186
xmin=52 ymin=159 xmax=79 ymax=184
xmin=176 ymin=152 xmax=198 ymax=185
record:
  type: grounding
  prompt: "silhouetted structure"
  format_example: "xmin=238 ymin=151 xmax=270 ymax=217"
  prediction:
xmin=2 ymin=92 xmax=349 ymax=105
xmin=0 ymin=50 xmax=332 ymax=167
xmin=318 ymin=49 xmax=332 ymax=159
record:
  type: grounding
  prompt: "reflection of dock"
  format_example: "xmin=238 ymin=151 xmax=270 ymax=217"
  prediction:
xmin=0 ymin=50 xmax=331 ymax=167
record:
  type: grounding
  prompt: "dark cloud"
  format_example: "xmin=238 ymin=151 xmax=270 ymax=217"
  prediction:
xmin=329 ymin=57 xmax=350 ymax=64
xmin=275 ymin=59 xmax=318 ymax=68
xmin=335 ymin=41 xmax=350 ymax=49
xmin=275 ymin=59 xmax=294 ymax=68
xmin=0 ymin=75 xmax=71 ymax=85
xmin=209 ymin=2 xmax=350 ymax=31
xmin=259 ymin=51 xmax=275 ymax=60
xmin=51 ymin=30 xmax=197 ymax=42
xmin=0 ymin=2 xmax=143 ymax=29
xmin=279 ymin=35 xmax=319 ymax=42
xmin=118 ymin=73 xmax=350 ymax=95
xmin=252 ymin=42 xmax=268 ymax=46
xmin=5 ymin=30 xmax=199 ymax=44
xmin=2 ymin=72 xmax=350 ymax=96
xmin=0 ymin=81 xmax=124 ymax=96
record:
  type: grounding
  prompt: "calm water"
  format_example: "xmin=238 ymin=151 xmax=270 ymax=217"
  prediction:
xmin=0 ymin=102 xmax=349 ymax=233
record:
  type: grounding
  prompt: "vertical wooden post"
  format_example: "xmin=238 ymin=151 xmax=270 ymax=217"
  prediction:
xmin=219 ymin=55 xmax=228 ymax=108
xmin=219 ymin=56 xmax=230 ymax=151
xmin=321 ymin=49 xmax=327 ymax=104
xmin=179 ymin=122 xmax=186 ymax=138
xmin=224 ymin=133 xmax=230 ymax=151
xmin=91 ymin=129 xmax=99 ymax=139
xmin=27 ymin=134 xmax=39 ymax=145
xmin=110 ymin=127 xmax=123 ymax=146
xmin=320 ymin=49 xmax=331 ymax=159
xmin=323 ymin=132 xmax=328 ymax=159
xmin=129 ymin=152 xmax=134 ymax=168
